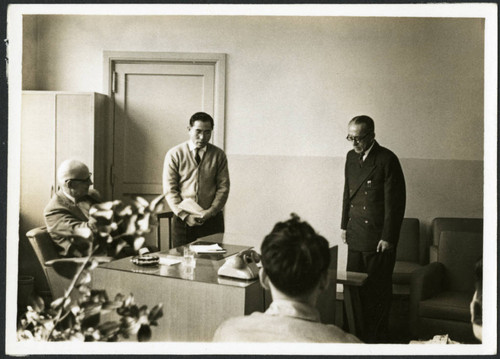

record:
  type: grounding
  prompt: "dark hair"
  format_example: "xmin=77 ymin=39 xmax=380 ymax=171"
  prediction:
xmin=472 ymin=258 xmax=483 ymax=326
xmin=260 ymin=213 xmax=330 ymax=297
xmin=189 ymin=112 xmax=214 ymax=128
xmin=349 ymin=115 xmax=375 ymax=133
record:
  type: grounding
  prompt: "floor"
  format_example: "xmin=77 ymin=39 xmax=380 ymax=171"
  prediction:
xmin=388 ymin=294 xmax=411 ymax=343
xmin=336 ymin=293 xmax=412 ymax=344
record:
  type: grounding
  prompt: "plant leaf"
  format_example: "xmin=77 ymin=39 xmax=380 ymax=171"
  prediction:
xmin=28 ymin=294 xmax=45 ymax=312
xmin=135 ymin=196 xmax=149 ymax=208
xmin=77 ymin=270 xmax=92 ymax=286
xmin=97 ymin=321 xmax=121 ymax=339
xmin=148 ymin=303 xmax=163 ymax=322
xmin=73 ymin=227 xmax=93 ymax=239
xmin=133 ymin=237 xmax=145 ymax=251
xmin=137 ymin=324 xmax=152 ymax=342
xmin=149 ymin=193 xmax=166 ymax=212
xmin=50 ymin=296 xmax=65 ymax=309
xmin=78 ymin=285 xmax=91 ymax=297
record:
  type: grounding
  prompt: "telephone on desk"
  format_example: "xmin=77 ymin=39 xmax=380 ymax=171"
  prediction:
xmin=217 ymin=249 xmax=261 ymax=280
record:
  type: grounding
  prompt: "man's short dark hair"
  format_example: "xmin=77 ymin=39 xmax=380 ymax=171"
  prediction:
xmin=190 ymin=112 xmax=214 ymax=128
xmin=260 ymin=213 xmax=330 ymax=297
xmin=350 ymin=115 xmax=375 ymax=133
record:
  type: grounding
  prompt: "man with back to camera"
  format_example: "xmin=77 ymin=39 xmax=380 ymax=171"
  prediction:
xmin=341 ymin=115 xmax=406 ymax=343
xmin=163 ymin=112 xmax=230 ymax=247
xmin=213 ymin=213 xmax=362 ymax=343
xmin=44 ymin=159 xmax=101 ymax=257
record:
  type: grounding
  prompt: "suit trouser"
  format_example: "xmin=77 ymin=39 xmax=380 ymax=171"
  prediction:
xmin=172 ymin=211 xmax=224 ymax=248
xmin=346 ymin=247 xmax=396 ymax=343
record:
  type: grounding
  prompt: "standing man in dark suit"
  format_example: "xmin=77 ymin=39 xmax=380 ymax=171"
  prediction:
xmin=341 ymin=115 xmax=406 ymax=343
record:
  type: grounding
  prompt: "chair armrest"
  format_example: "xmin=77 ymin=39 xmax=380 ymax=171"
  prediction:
xmin=45 ymin=256 xmax=113 ymax=267
xmin=410 ymin=261 xmax=444 ymax=302
xmin=408 ymin=261 xmax=444 ymax=337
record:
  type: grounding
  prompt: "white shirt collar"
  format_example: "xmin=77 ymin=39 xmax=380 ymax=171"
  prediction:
xmin=265 ymin=298 xmax=321 ymax=322
xmin=362 ymin=141 xmax=375 ymax=161
xmin=188 ymin=141 xmax=207 ymax=155
xmin=62 ymin=189 xmax=76 ymax=204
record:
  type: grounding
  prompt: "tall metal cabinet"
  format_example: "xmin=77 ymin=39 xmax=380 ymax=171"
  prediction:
xmin=20 ymin=91 xmax=109 ymax=287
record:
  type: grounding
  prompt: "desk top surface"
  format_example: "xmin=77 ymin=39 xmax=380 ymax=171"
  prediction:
xmin=337 ymin=270 xmax=368 ymax=286
xmin=96 ymin=241 xmax=257 ymax=288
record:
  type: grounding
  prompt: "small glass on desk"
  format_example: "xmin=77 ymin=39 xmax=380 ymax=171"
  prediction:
xmin=183 ymin=247 xmax=196 ymax=268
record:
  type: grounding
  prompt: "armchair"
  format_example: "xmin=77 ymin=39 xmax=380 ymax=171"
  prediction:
xmin=26 ymin=227 xmax=112 ymax=301
xmin=26 ymin=227 xmax=73 ymax=300
xmin=430 ymin=217 xmax=482 ymax=263
xmin=409 ymin=230 xmax=482 ymax=343
xmin=392 ymin=218 xmax=422 ymax=295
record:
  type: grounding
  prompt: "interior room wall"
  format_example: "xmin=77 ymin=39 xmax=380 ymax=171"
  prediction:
xmin=21 ymin=15 xmax=484 ymax=271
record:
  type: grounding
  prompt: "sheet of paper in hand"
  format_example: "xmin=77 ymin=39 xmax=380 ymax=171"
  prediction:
xmin=178 ymin=198 xmax=204 ymax=216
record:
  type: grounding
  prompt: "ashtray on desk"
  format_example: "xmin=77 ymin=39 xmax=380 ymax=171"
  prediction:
xmin=131 ymin=254 xmax=160 ymax=266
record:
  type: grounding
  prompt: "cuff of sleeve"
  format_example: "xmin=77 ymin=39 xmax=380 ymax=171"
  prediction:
xmin=178 ymin=211 xmax=189 ymax=221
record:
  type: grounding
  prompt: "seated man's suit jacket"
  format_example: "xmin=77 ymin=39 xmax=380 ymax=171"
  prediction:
xmin=44 ymin=189 xmax=101 ymax=257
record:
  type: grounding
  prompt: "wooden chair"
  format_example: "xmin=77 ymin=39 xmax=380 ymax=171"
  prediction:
xmin=26 ymin=227 xmax=72 ymax=300
xmin=26 ymin=227 xmax=112 ymax=301
xmin=156 ymin=211 xmax=174 ymax=250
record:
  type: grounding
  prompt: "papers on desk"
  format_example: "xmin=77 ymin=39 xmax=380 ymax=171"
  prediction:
xmin=178 ymin=198 xmax=204 ymax=216
xmin=156 ymin=254 xmax=182 ymax=266
xmin=189 ymin=243 xmax=226 ymax=254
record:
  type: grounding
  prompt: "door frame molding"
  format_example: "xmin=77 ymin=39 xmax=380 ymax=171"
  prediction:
xmin=102 ymin=51 xmax=226 ymax=199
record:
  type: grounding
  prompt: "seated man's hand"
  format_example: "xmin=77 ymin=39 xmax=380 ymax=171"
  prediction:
xmin=88 ymin=215 xmax=98 ymax=232
xmin=185 ymin=214 xmax=203 ymax=227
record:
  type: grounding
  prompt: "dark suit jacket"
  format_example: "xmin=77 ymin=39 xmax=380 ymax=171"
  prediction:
xmin=44 ymin=189 xmax=101 ymax=257
xmin=341 ymin=141 xmax=406 ymax=252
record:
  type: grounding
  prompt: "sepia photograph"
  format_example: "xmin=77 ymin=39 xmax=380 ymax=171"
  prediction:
xmin=4 ymin=2 xmax=497 ymax=356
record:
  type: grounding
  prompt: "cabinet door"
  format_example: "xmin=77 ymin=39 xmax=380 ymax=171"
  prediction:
xmin=20 ymin=92 xmax=107 ymax=233
xmin=55 ymin=93 xmax=96 ymax=178
xmin=20 ymin=92 xmax=56 ymax=231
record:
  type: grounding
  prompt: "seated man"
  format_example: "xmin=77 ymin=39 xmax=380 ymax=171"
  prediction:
xmin=44 ymin=159 xmax=101 ymax=257
xmin=213 ymin=213 xmax=362 ymax=343
xmin=471 ymin=258 xmax=482 ymax=342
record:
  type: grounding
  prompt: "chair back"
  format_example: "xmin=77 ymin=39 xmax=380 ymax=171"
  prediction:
xmin=396 ymin=218 xmax=420 ymax=262
xmin=26 ymin=227 xmax=60 ymax=267
xmin=316 ymin=246 xmax=338 ymax=325
xmin=26 ymin=227 xmax=72 ymax=299
xmin=439 ymin=231 xmax=483 ymax=292
xmin=432 ymin=217 xmax=483 ymax=247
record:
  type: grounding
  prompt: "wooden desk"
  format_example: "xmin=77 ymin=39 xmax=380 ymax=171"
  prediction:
xmin=337 ymin=270 xmax=368 ymax=337
xmin=156 ymin=211 xmax=174 ymax=250
xmin=93 ymin=242 xmax=264 ymax=342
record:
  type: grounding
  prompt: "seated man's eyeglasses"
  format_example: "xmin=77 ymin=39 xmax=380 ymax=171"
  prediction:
xmin=67 ymin=173 xmax=93 ymax=184
xmin=346 ymin=133 xmax=371 ymax=143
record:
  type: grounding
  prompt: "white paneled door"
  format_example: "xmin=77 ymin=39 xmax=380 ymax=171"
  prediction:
xmin=111 ymin=60 xmax=222 ymax=202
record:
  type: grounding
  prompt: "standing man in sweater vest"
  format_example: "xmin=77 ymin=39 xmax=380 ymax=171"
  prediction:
xmin=341 ymin=115 xmax=406 ymax=343
xmin=163 ymin=112 xmax=230 ymax=247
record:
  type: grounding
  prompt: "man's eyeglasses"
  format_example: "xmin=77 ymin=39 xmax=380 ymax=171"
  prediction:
xmin=346 ymin=133 xmax=371 ymax=143
xmin=67 ymin=173 xmax=93 ymax=183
